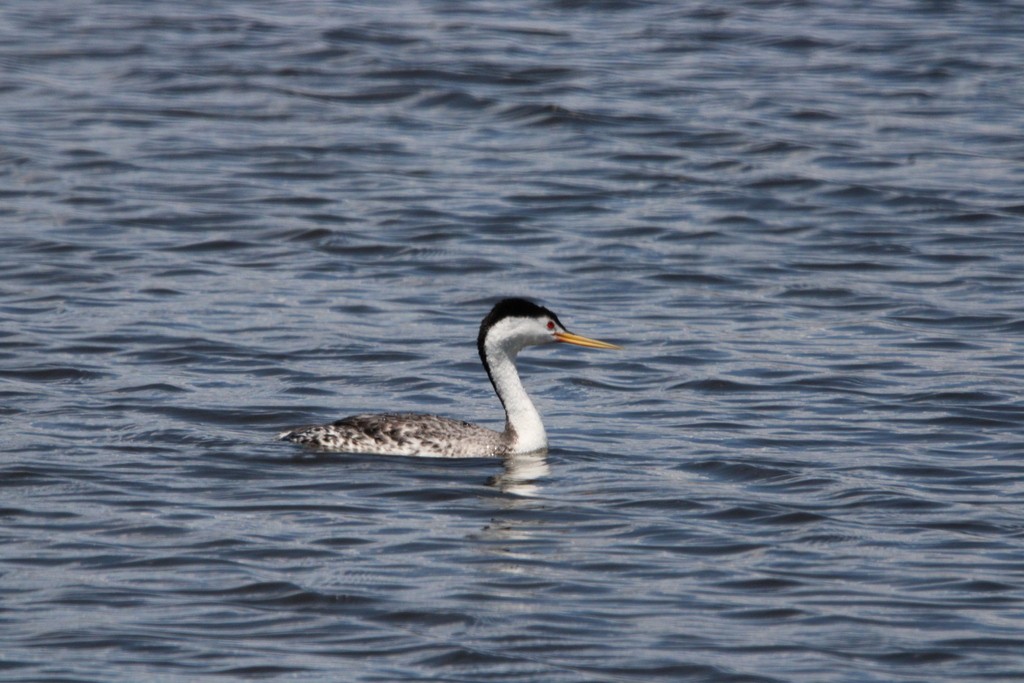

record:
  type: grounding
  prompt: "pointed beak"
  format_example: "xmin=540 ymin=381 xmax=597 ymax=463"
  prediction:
xmin=553 ymin=330 xmax=623 ymax=350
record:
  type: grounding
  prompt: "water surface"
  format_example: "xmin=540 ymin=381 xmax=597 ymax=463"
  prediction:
xmin=2 ymin=1 xmax=1023 ymax=681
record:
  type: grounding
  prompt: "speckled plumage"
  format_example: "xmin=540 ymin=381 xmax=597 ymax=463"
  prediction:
xmin=280 ymin=413 xmax=512 ymax=458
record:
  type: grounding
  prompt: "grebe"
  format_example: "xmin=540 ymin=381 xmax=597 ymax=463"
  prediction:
xmin=279 ymin=298 xmax=621 ymax=457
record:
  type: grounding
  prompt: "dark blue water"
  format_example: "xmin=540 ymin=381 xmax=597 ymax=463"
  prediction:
xmin=2 ymin=1 xmax=1024 ymax=681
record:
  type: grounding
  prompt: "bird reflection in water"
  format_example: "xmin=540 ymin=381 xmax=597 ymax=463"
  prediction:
xmin=488 ymin=452 xmax=550 ymax=496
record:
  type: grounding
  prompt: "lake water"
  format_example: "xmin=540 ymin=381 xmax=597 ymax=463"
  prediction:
xmin=2 ymin=1 xmax=1023 ymax=681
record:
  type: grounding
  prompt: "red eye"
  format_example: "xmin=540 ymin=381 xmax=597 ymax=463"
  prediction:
xmin=546 ymin=321 xmax=555 ymax=330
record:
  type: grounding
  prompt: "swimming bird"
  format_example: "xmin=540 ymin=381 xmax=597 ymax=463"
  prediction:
xmin=279 ymin=298 xmax=621 ymax=457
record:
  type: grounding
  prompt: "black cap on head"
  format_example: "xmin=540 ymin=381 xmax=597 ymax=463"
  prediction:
xmin=478 ymin=298 xmax=563 ymax=343
xmin=476 ymin=298 xmax=564 ymax=387
xmin=488 ymin=297 xmax=554 ymax=323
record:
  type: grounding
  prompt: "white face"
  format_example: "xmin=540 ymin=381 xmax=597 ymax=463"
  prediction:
xmin=487 ymin=315 xmax=564 ymax=353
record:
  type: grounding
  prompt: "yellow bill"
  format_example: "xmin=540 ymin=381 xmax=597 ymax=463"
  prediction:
xmin=554 ymin=330 xmax=623 ymax=350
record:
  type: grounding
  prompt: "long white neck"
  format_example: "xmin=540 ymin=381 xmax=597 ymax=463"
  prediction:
xmin=484 ymin=344 xmax=547 ymax=453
